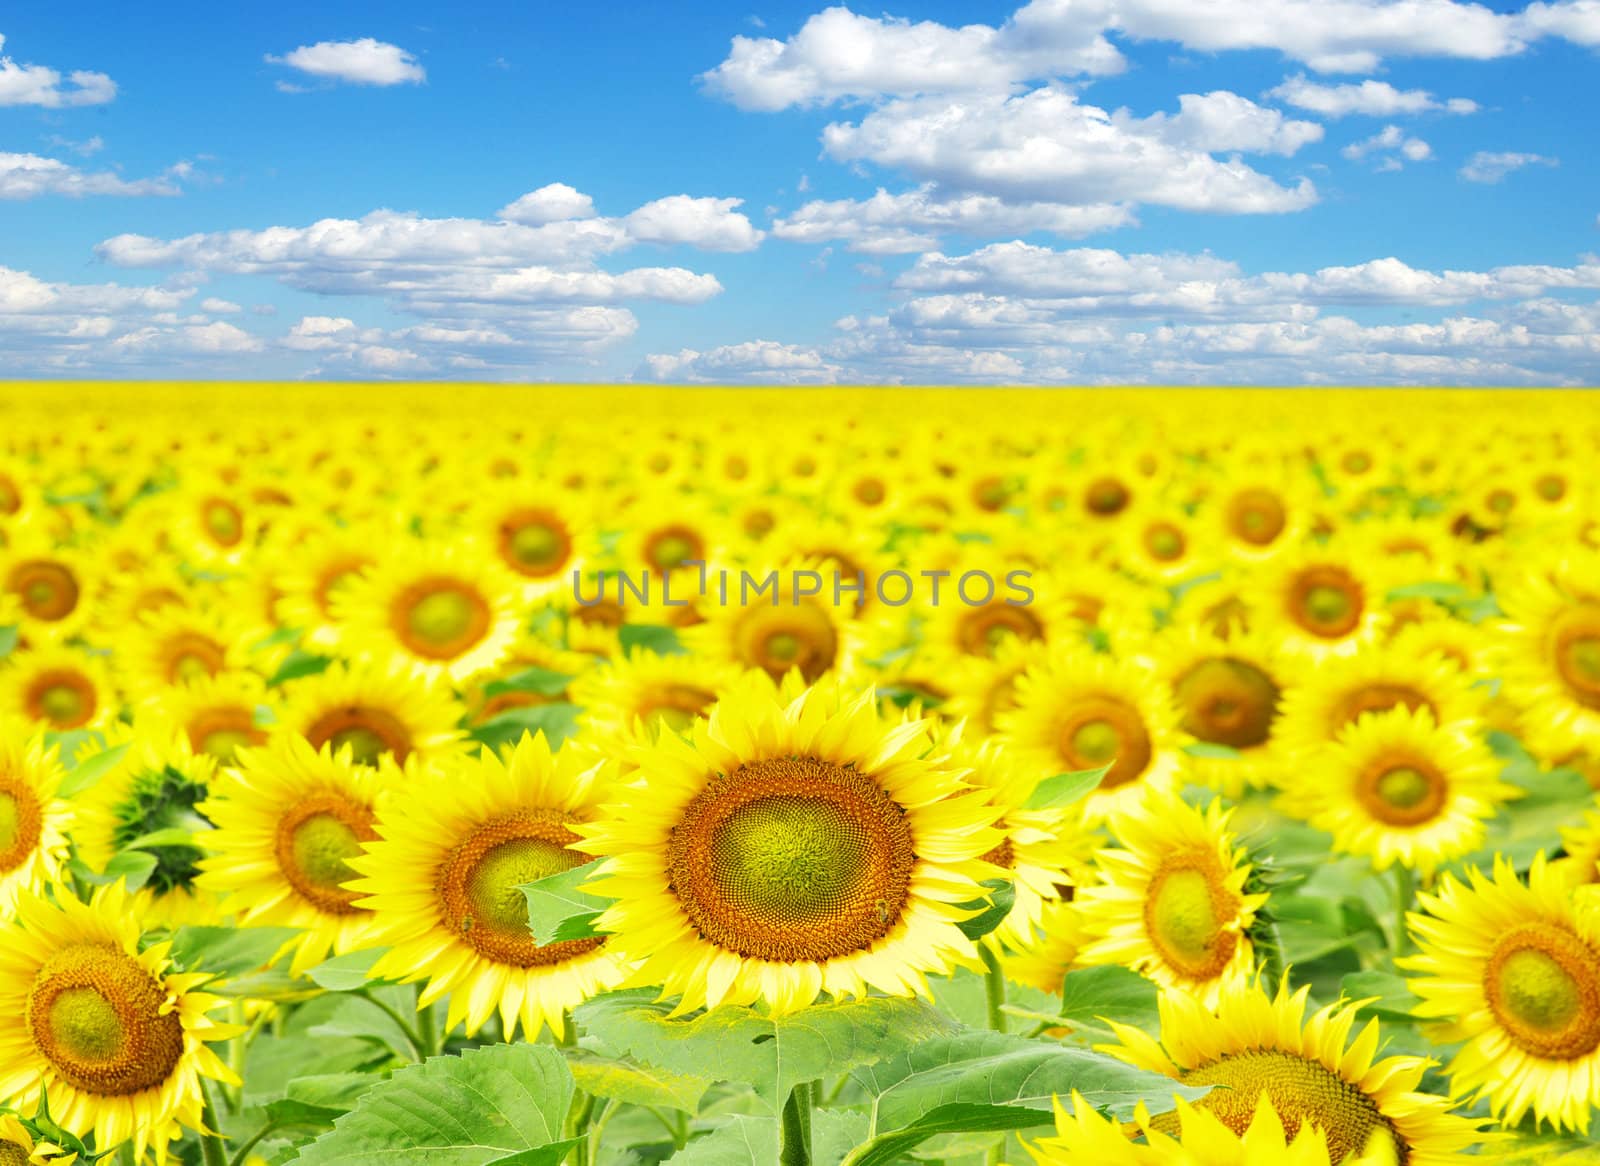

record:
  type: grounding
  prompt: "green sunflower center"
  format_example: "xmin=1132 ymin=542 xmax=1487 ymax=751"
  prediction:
xmin=1229 ymin=489 xmax=1287 ymax=545
xmin=1485 ymin=923 xmax=1600 ymax=1059
xmin=667 ymin=757 xmax=914 ymax=962
xmin=26 ymin=942 xmax=185 ymax=1097
xmin=1145 ymin=524 xmax=1185 ymax=561
xmin=38 ymin=682 xmax=87 ymax=724
xmin=201 ymin=728 xmax=256 ymax=762
xmin=1174 ymin=658 xmax=1280 ymax=749
xmin=408 ymin=589 xmax=477 ymax=644
xmin=1085 ymin=477 xmax=1130 ymax=516
xmin=327 ymin=727 xmax=388 ymax=765
xmin=1175 ymin=1050 xmax=1404 ymax=1166
xmin=1306 ymin=586 xmax=1351 ymax=624
xmin=1071 ymin=720 xmax=1120 ymax=762
xmin=647 ymin=529 xmax=700 ymax=571
xmin=276 ymin=793 xmax=378 ymax=914
xmin=467 ymin=838 xmax=575 ymax=933
xmin=204 ymin=500 xmax=242 ymax=545
xmin=1057 ymin=698 xmax=1152 ymax=789
xmin=1356 ymin=759 xmax=1447 ymax=827
xmin=509 ymin=520 xmax=563 ymax=567
xmin=9 ymin=560 xmax=79 ymax=622
xmin=1143 ymin=852 xmax=1240 ymax=981
xmin=1289 ymin=567 xmax=1364 ymax=639
xmin=306 ymin=705 xmax=414 ymax=766
xmin=1374 ymin=767 xmax=1430 ymax=810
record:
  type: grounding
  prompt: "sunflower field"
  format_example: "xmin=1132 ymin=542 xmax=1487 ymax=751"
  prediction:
xmin=2 ymin=382 xmax=1600 ymax=1166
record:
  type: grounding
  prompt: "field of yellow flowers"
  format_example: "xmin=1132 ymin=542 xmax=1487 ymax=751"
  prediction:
xmin=0 ymin=383 xmax=1597 ymax=1165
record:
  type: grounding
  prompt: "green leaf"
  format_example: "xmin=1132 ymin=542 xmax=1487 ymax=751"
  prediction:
xmin=618 ymin=624 xmax=685 ymax=656
xmin=668 ymin=1115 xmax=777 ymax=1165
xmin=565 ymin=1049 xmax=710 ymax=1113
xmin=305 ymin=948 xmax=393 ymax=992
xmin=289 ymin=1044 xmax=575 ymax=1166
xmin=1022 ymin=766 xmax=1109 ymax=811
xmin=483 ymin=1145 xmax=584 ymax=1166
xmin=169 ymin=925 xmax=299 ymax=978
xmin=1340 ymin=970 xmax=1421 ymax=1021
xmin=482 ymin=667 xmax=575 ymax=699
xmin=955 ymin=879 xmax=1015 ymax=941
xmin=578 ymin=990 xmax=958 ymax=1113
xmin=270 ymin=648 xmax=334 ymax=687
xmin=120 ymin=826 xmax=197 ymax=850
xmin=1385 ymin=581 xmax=1470 ymax=603
xmin=1056 ymin=966 xmax=1161 ymax=1034
xmin=851 ymin=1029 xmax=1199 ymax=1131
xmin=521 ymin=859 xmax=610 ymax=945
xmin=469 ymin=703 xmax=582 ymax=752
xmin=101 ymin=849 xmax=158 ymax=889
xmin=243 ymin=1039 xmax=381 ymax=1107
xmin=57 ymin=740 xmax=127 ymax=798
xmin=0 ymin=626 xmax=17 ymax=658
xmin=842 ymin=1102 xmax=1053 ymax=1166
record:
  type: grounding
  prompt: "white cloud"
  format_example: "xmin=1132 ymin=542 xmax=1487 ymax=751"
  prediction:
xmin=1460 ymin=150 xmax=1559 ymax=183
xmin=822 ymin=87 xmax=1316 ymax=214
xmin=1135 ymin=90 xmax=1323 ymax=156
xmin=639 ymin=340 xmax=842 ymax=383
xmin=266 ymin=38 xmax=425 ymax=87
xmin=498 ymin=183 xmax=598 ymax=224
xmin=0 ymin=34 xmax=116 ymax=106
xmin=1518 ymin=0 xmax=1600 ymax=45
xmin=0 ymin=152 xmax=180 ymax=199
xmin=1265 ymin=74 xmax=1478 ymax=117
xmin=200 ymin=297 xmax=242 ymax=313
xmin=621 ymin=195 xmax=765 ymax=251
xmin=45 ymin=134 xmax=106 ymax=157
xmin=773 ymin=186 xmax=1135 ymax=253
xmin=1342 ymin=124 xmax=1432 ymax=168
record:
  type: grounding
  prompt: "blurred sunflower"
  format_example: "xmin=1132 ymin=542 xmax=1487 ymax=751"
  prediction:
xmin=1249 ymin=541 xmax=1392 ymax=660
xmin=569 ymin=650 xmax=742 ymax=757
xmin=0 ymin=536 xmax=93 ymax=644
xmin=140 ymin=670 xmax=274 ymax=764
xmin=0 ymin=883 xmax=239 ymax=1164
xmin=577 ymin=674 xmax=1003 ymax=1014
xmin=111 ymin=604 xmax=253 ymax=700
xmin=348 ymin=732 xmax=630 ymax=1038
xmin=0 ymin=724 xmax=77 ymax=914
xmin=278 ymin=660 xmax=465 ymax=769
xmin=468 ymin=481 xmax=595 ymax=601
xmin=1498 ymin=553 xmax=1600 ymax=761
xmin=683 ymin=557 xmax=861 ymax=684
xmin=1002 ymin=899 xmax=1090 ymax=995
xmin=0 ymin=646 xmax=116 ymax=733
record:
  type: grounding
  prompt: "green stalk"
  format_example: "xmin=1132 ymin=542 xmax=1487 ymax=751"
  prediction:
xmin=779 ymin=1082 xmax=814 ymax=1166
xmin=1392 ymin=865 xmax=1416 ymax=961
xmin=198 ymin=1078 xmax=229 ymax=1166
xmin=356 ymin=989 xmax=426 ymax=1061
xmin=980 ymin=944 xmax=1007 ymax=1034
xmin=416 ymin=993 xmax=439 ymax=1057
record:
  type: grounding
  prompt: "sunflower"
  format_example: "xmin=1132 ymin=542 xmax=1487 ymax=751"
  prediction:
xmin=169 ymin=481 xmax=262 ymax=569
xmin=1555 ymin=803 xmax=1600 ymax=889
xmin=268 ymin=524 xmax=383 ymax=651
xmin=917 ymin=556 xmax=1075 ymax=663
xmin=614 ymin=497 xmax=728 ymax=585
xmin=1002 ymin=899 xmax=1089 ymax=996
xmin=1026 ymin=1089 xmax=1402 ymax=1165
xmin=1275 ymin=640 xmax=1484 ymax=758
xmin=1498 ymin=552 xmax=1600 ymax=761
xmin=347 ymin=732 xmax=630 ymax=1038
xmin=330 ymin=541 xmax=525 ymax=684
xmin=139 ymin=670 xmax=275 ymax=764
xmin=199 ymin=736 xmax=395 ymax=976
xmin=1249 ymin=541 xmax=1393 ymax=660
xmin=927 ymin=635 xmax=1049 ymax=736
xmin=0 ymin=536 xmax=93 ymax=644
xmin=1076 ymin=789 xmax=1265 ymax=1007
xmin=90 ymin=561 xmax=195 ymax=644
xmin=277 ymin=659 xmax=465 ymax=770
xmin=0 ymin=724 xmax=77 ymax=914
xmin=111 ymin=604 xmax=254 ymax=701
xmin=0 ymin=646 xmax=116 ymax=733
xmin=1402 ymin=853 xmax=1600 ymax=1133
xmin=1206 ymin=465 xmax=1313 ymax=565
xmin=0 ymin=883 xmax=239 ymax=1164
xmin=1103 ymin=976 xmax=1482 ymax=1164
xmin=466 ymin=480 xmax=596 ymax=601
xmin=997 ymin=645 xmax=1186 ymax=823
xmin=576 ymin=674 xmax=1003 ymax=1014
xmin=461 ymin=637 xmax=594 ymax=727
xmin=1117 ymin=504 xmax=1217 ymax=585
xmin=568 ymin=650 xmax=742 ymax=758
xmin=681 ymin=557 xmax=861 ymax=684
xmin=1146 ymin=623 xmax=1289 ymax=795
xmin=757 ymin=518 xmax=898 ymax=619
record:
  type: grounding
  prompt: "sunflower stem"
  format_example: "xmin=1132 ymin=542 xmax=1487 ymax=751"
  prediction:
xmin=559 ymin=1010 xmax=578 ymax=1048
xmin=198 ymin=1078 xmax=229 ymax=1166
xmin=1391 ymin=865 xmax=1416 ymax=961
xmin=355 ymin=989 xmax=427 ymax=1061
xmin=980 ymin=944 xmax=1007 ymax=1033
xmin=779 ymin=1082 xmax=814 ymax=1165
xmin=416 ymin=993 xmax=439 ymax=1057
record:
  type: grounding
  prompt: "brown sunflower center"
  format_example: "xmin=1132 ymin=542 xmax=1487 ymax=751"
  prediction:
xmin=1142 ymin=850 xmax=1240 ymax=981
xmin=0 ymin=473 xmax=18 ymax=515
xmin=644 ymin=526 xmax=705 ymax=573
xmin=1144 ymin=523 xmax=1186 ymax=562
xmin=305 ymin=706 xmax=413 ymax=766
xmin=853 ymin=477 xmax=886 ymax=505
xmin=957 ymin=603 xmax=1044 ymax=658
xmin=636 ymin=684 xmax=717 ymax=733
xmin=1173 ymin=1050 xmax=1405 ymax=1165
xmin=394 ymin=580 xmax=492 ymax=660
xmin=1084 ymin=476 xmax=1130 ymax=517
xmin=1552 ymin=606 xmax=1600 ymax=710
xmin=1174 ymin=658 xmax=1280 ymax=749
xmin=0 ymin=1141 xmax=30 ymax=1166
xmin=1227 ymin=488 xmax=1287 ymax=546
xmin=203 ymin=498 xmax=244 ymax=546
xmin=1536 ymin=474 xmax=1568 ymax=502
xmin=1355 ymin=759 xmax=1448 ymax=827
xmin=314 ymin=557 xmax=372 ymax=618
xmin=275 ymin=791 xmax=380 ymax=914
xmin=185 ymin=707 xmax=267 ymax=763
xmin=1335 ymin=683 xmax=1434 ymax=728
xmin=734 ymin=602 xmax=838 ymax=683
xmin=1484 ymin=922 xmax=1600 ymax=1060
xmin=666 ymin=756 xmax=914 ymax=962
xmin=163 ymin=633 xmax=226 ymax=684
xmin=26 ymin=669 xmax=96 ymax=729
xmin=7 ymin=560 xmax=79 ymax=622
xmin=0 ymin=777 xmax=44 ymax=874
xmin=25 ymin=943 xmax=185 ymax=1097
xmin=1288 ymin=566 xmax=1364 ymax=639
xmin=1055 ymin=697 xmax=1152 ymax=789
xmin=434 ymin=809 xmax=602 ymax=968
xmin=499 ymin=509 xmax=572 ymax=576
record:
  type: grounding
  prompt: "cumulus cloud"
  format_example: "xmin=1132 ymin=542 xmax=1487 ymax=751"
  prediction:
xmin=621 ymin=195 xmax=766 ymax=251
xmin=1265 ymin=75 xmax=1478 ymax=117
xmin=0 ymin=152 xmax=180 ymax=199
xmin=498 ymin=182 xmax=597 ymax=224
xmin=1342 ymin=125 xmax=1432 ymax=169
xmin=266 ymin=38 xmax=425 ymax=87
xmin=639 ymin=340 xmax=842 ymax=383
xmin=822 ymin=88 xmax=1317 ymax=214
xmin=1459 ymin=150 xmax=1559 ymax=182
xmin=0 ymin=34 xmax=116 ymax=106
xmin=1134 ymin=90 xmax=1323 ymax=156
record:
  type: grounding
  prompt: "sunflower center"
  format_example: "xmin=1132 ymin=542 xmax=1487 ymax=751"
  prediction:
xmin=1537 ymin=474 xmax=1567 ymax=502
xmin=957 ymin=604 xmax=1043 ymax=658
xmin=28 ymin=670 xmax=95 ymax=729
xmin=0 ymin=780 xmax=44 ymax=874
xmin=735 ymin=603 xmax=838 ymax=683
xmin=187 ymin=708 xmax=266 ymax=763
xmin=1145 ymin=523 xmax=1185 ymax=561
xmin=8 ymin=560 xmax=79 ymax=622
xmin=502 ymin=512 xmax=570 ymax=574
xmin=1355 ymin=759 xmax=1448 ymax=827
xmin=1142 ymin=851 xmax=1239 ymax=981
xmin=1228 ymin=489 xmax=1286 ymax=545
xmin=666 ymin=756 xmax=914 ymax=962
xmin=0 ymin=1141 xmax=30 ymax=1165
xmin=26 ymin=943 xmax=185 ymax=1097
xmin=645 ymin=527 xmax=705 ymax=572
xmin=638 ymin=684 xmax=716 ymax=733
xmin=1335 ymin=684 xmax=1433 ymax=728
xmin=1552 ymin=608 xmax=1600 ymax=709
xmin=1289 ymin=567 xmax=1364 ymax=638
xmin=434 ymin=810 xmax=602 ymax=968
xmin=1485 ymin=923 xmax=1600 ymax=1059
xmin=854 ymin=478 xmax=886 ymax=505
xmin=1175 ymin=1050 xmax=1404 ymax=1165
xmin=1056 ymin=698 xmax=1152 ymax=789
xmin=165 ymin=633 xmax=226 ymax=684
xmin=204 ymin=499 xmax=243 ymax=546
xmin=1174 ymin=658 xmax=1280 ymax=749
xmin=1085 ymin=477 xmax=1130 ymax=516
xmin=275 ymin=792 xmax=379 ymax=914
xmin=398 ymin=582 xmax=491 ymax=659
xmin=306 ymin=706 xmax=413 ymax=765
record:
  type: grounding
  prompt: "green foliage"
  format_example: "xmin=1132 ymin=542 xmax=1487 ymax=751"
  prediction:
xmin=469 ymin=702 xmax=583 ymax=751
xmin=521 ymin=857 xmax=609 ymax=944
xmin=1022 ymin=765 xmax=1109 ymax=810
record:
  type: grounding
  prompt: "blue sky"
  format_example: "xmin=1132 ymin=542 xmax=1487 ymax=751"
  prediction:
xmin=2 ymin=0 xmax=1597 ymax=383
